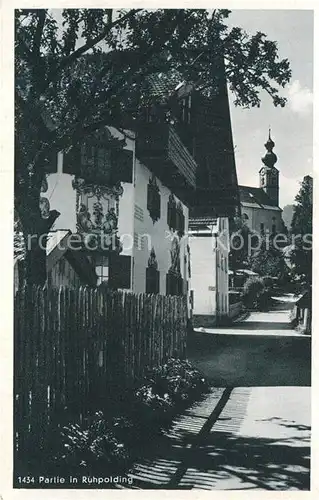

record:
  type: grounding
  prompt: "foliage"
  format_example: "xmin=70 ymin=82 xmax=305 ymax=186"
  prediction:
xmin=15 ymin=8 xmax=291 ymax=278
xmin=52 ymin=411 xmax=129 ymax=473
xmin=248 ymin=235 xmax=287 ymax=278
xmin=14 ymin=214 xmax=26 ymax=261
xmin=241 ymin=276 xmax=265 ymax=309
xmin=241 ymin=275 xmax=276 ymax=311
xmin=146 ymin=358 xmax=209 ymax=404
xmin=229 ymin=290 xmax=242 ymax=305
xmin=229 ymin=216 xmax=253 ymax=271
xmin=290 ymin=176 xmax=313 ymax=286
xmin=49 ymin=357 xmax=209 ymax=474
xmin=262 ymin=275 xmax=274 ymax=288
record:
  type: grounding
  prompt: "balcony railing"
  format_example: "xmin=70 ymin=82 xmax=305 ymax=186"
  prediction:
xmin=136 ymin=123 xmax=197 ymax=189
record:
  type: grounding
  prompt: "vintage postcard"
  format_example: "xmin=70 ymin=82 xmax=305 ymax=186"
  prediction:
xmin=1 ymin=0 xmax=317 ymax=497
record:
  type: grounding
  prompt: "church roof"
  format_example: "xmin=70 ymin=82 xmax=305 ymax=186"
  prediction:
xmin=239 ymin=185 xmax=280 ymax=208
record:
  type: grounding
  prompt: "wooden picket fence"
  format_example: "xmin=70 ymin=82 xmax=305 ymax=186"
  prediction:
xmin=14 ymin=285 xmax=188 ymax=457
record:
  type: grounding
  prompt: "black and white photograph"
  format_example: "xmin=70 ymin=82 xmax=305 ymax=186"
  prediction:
xmin=7 ymin=3 xmax=314 ymax=492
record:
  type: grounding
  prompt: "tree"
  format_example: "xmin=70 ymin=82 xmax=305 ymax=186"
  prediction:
xmin=282 ymin=204 xmax=294 ymax=231
xmin=248 ymin=235 xmax=287 ymax=279
xmin=228 ymin=216 xmax=253 ymax=272
xmin=15 ymin=8 xmax=291 ymax=284
xmin=290 ymin=175 xmax=313 ymax=286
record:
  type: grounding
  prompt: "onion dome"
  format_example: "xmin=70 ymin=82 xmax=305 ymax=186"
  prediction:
xmin=262 ymin=129 xmax=277 ymax=168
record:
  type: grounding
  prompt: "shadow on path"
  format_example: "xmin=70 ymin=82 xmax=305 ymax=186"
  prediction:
xmin=126 ymin=416 xmax=310 ymax=490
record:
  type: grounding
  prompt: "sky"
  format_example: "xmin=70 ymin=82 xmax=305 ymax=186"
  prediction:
xmin=24 ymin=8 xmax=314 ymax=209
xmin=227 ymin=9 xmax=313 ymax=208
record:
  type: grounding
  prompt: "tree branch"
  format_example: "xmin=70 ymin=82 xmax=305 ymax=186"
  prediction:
xmin=45 ymin=9 xmax=142 ymax=88
xmin=32 ymin=10 xmax=47 ymax=56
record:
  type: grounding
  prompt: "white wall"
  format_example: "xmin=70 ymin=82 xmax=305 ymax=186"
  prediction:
xmin=118 ymin=182 xmax=135 ymax=259
xmin=43 ymin=172 xmax=77 ymax=232
xmin=241 ymin=204 xmax=284 ymax=234
xmin=217 ymin=217 xmax=229 ymax=316
xmin=132 ymin=159 xmax=189 ymax=295
xmin=189 ymin=217 xmax=229 ymax=319
xmin=189 ymin=236 xmax=216 ymax=315
xmin=42 ymin=126 xmax=191 ymax=296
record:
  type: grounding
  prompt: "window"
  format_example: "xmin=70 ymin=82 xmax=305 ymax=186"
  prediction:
xmin=260 ymin=223 xmax=265 ymax=234
xmin=221 ymin=255 xmax=224 ymax=271
xmin=272 ymin=224 xmax=276 ymax=234
xmin=225 ymin=258 xmax=228 ymax=273
xmin=93 ymin=254 xmax=109 ymax=286
xmin=242 ymin=213 xmax=249 ymax=221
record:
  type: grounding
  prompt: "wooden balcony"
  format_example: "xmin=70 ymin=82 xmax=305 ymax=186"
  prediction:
xmin=136 ymin=123 xmax=197 ymax=190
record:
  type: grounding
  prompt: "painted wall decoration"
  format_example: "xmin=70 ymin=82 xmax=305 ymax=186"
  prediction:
xmin=146 ymin=247 xmax=160 ymax=294
xmin=148 ymin=247 xmax=158 ymax=270
xmin=72 ymin=177 xmax=124 ymax=201
xmin=169 ymin=236 xmax=181 ymax=276
xmin=76 ymin=203 xmax=121 ymax=252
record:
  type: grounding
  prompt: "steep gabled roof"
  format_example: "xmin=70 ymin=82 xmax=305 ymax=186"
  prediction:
xmin=239 ymin=185 xmax=279 ymax=208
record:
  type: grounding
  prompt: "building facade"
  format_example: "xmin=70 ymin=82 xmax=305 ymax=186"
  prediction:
xmin=41 ymin=121 xmax=196 ymax=296
xmin=185 ymin=58 xmax=240 ymax=327
xmin=189 ymin=216 xmax=230 ymax=327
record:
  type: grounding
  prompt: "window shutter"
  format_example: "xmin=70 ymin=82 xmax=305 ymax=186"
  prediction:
xmin=147 ymin=183 xmax=153 ymax=213
xmin=111 ymin=149 xmax=133 ymax=183
xmin=154 ymin=190 xmax=161 ymax=220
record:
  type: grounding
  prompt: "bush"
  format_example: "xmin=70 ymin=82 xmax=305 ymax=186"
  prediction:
xmin=229 ymin=291 xmax=242 ymax=305
xmin=241 ymin=276 xmax=265 ymax=309
xmin=262 ymin=276 xmax=273 ymax=288
xmin=146 ymin=358 xmax=209 ymax=405
xmin=52 ymin=411 xmax=129 ymax=474
xmin=256 ymin=289 xmax=272 ymax=311
xmin=47 ymin=358 xmax=209 ymax=476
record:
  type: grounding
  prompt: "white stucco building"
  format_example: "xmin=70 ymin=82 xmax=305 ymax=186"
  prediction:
xmin=41 ymin=123 xmax=196 ymax=296
xmin=189 ymin=216 xmax=230 ymax=327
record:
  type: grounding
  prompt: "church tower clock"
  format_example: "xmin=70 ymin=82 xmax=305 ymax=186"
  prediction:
xmin=259 ymin=130 xmax=279 ymax=206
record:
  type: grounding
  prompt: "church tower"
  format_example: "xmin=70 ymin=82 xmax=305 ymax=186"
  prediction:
xmin=259 ymin=130 xmax=279 ymax=206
